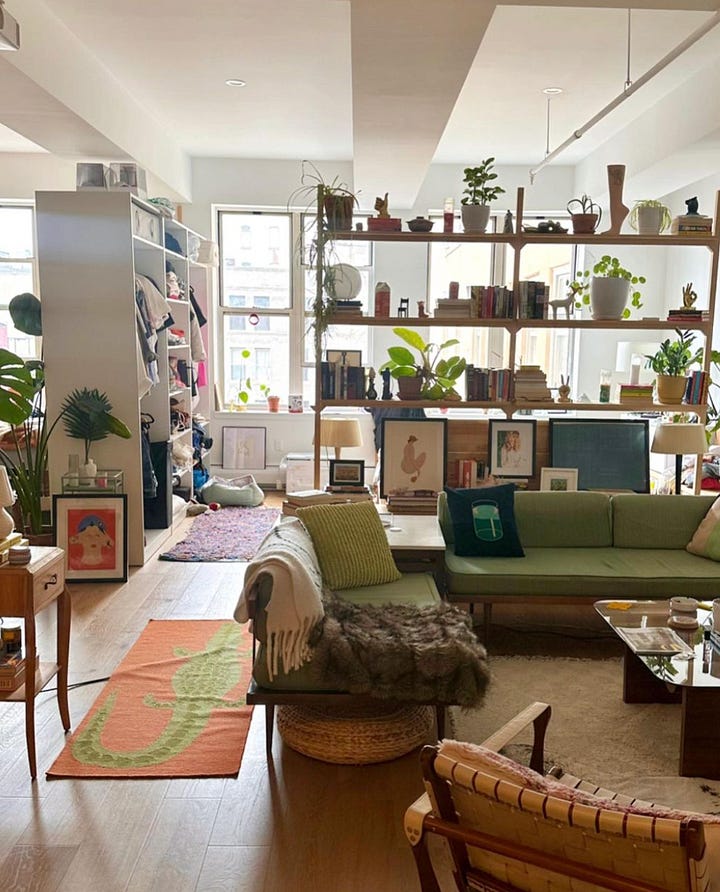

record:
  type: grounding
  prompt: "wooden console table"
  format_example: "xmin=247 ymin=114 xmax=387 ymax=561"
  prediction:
xmin=0 ymin=546 xmax=71 ymax=779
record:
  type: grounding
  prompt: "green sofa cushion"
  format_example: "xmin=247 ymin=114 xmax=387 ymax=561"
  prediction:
xmin=612 ymin=493 xmax=715 ymax=548
xmin=445 ymin=546 xmax=720 ymax=598
xmin=252 ymin=572 xmax=441 ymax=690
xmin=439 ymin=490 xmax=612 ymax=548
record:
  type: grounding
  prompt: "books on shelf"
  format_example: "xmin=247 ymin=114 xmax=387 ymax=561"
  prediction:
xmin=0 ymin=650 xmax=27 ymax=692
xmin=667 ymin=307 xmax=709 ymax=323
xmin=433 ymin=287 xmax=514 ymax=320
xmin=683 ymin=370 xmax=709 ymax=406
xmin=619 ymin=384 xmax=654 ymax=403
xmin=513 ymin=365 xmax=552 ymax=401
xmin=670 ymin=214 xmax=713 ymax=236
xmin=386 ymin=490 xmax=438 ymax=515
xmin=614 ymin=626 xmax=694 ymax=656
xmin=465 ymin=366 xmax=512 ymax=402
xmin=517 ymin=280 xmax=550 ymax=319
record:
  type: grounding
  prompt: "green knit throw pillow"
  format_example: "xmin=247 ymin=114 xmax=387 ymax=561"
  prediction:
xmin=296 ymin=500 xmax=401 ymax=590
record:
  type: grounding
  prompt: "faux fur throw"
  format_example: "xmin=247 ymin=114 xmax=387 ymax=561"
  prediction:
xmin=308 ymin=596 xmax=490 ymax=708
xmin=236 ymin=518 xmax=324 ymax=681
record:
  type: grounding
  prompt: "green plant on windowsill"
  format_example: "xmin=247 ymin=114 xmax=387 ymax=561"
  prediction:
xmin=379 ymin=327 xmax=467 ymax=400
xmin=571 ymin=255 xmax=646 ymax=319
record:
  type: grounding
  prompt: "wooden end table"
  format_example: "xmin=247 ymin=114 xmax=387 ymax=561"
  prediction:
xmin=0 ymin=546 xmax=71 ymax=780
xmin=383 ymin=512 xmax=446 ymax=593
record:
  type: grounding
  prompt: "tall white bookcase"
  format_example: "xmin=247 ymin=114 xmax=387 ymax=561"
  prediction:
xmin=36 ymin=190 xmax=210 ymax=565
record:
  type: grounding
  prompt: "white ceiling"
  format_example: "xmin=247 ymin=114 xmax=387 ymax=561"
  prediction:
xmin=3 ymin=1 xmax=720 ymax=204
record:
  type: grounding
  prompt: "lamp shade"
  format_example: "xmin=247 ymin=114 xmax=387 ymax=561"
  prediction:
xmin=651 ymin=423 xmax=707 ymax=456
xmin=318 ymin=417 xmax=363 ymax=460
xmin=0 ymin=465 xmax=15 ymax=506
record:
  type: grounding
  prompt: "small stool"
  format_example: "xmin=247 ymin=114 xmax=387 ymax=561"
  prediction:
xmin=277 ymin=702 xmax=434 ymax=764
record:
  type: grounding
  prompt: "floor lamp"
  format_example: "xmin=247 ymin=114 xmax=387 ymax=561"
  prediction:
xmin=650 ymin=422 xmax=707 ymax=494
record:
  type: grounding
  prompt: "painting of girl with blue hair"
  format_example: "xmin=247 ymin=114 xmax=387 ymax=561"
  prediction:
xmin=54 ymin=495 xmax=127 ymax=582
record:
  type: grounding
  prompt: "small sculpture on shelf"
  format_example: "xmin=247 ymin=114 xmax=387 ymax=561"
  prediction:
xmin=398 ymin=297 xmax=409 ymax=318
xmin=503 ymin=210 xmax=514 ymax=233
xmin=683 ymin=281 xmax=698 ymax=308
xmin=556 ymin=375 xmax=571 ymax=403
xmin=686 ymin=196 xmax=700 ymax=216
xmin=549 ymin=283 xmax=579 ymax=320
xmin=381 ymin=368 xmax=393 ymax=400
xmin=368 ymin=193 xmax=401 ymax=232
xmin=374 ymin=194 xmax=390 ymax=218
xmin=366 ymin=367 xmax=378 ymax=400
xmin=417 ymin=300 xmax=428 ymax=318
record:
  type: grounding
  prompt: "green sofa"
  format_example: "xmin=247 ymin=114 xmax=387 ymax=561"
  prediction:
xmin=439 ymin=490 xmax=720 ymax=640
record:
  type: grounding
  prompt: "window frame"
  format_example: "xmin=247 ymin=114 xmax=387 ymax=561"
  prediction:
xmin=0 ymin=201 xmax=40 ymax=359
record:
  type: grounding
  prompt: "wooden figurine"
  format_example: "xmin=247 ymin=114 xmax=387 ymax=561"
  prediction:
xmin=374 ymin=193 xmax=390 ymax=218
xmin=398 ymin=297 xmax=409 ymax=318
xmin=557 ymin=375 xmax=571 ymax=403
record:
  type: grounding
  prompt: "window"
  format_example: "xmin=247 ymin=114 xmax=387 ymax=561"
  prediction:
xmin=0 ymin=205 xmax=39 ymax=358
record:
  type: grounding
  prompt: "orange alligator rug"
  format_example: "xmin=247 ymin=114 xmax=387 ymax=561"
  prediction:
xmin=47 ymin=619 xmax=253 ymax=779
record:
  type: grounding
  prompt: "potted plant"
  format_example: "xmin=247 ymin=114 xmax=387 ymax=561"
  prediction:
xmin=644 ymin=329 xmax=702 ymax=404
xmin=571 ymin=255 xmax=646 ymax=320
xmin=60 ymin=387 xmax=132 ymax=479
xmin=567 ymin=194 xmax=602 ymax=234
xmin=379 ymin=327 xmax=467 ymax=400
xmin=460 ymin=158 xmax=505 ymax=233
xmin=630 ymin=199 xmax=672 ymax=236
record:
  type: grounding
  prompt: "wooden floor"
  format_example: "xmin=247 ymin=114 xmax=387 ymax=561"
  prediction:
xmin=0 ymin=500 xmax=456 ymax=892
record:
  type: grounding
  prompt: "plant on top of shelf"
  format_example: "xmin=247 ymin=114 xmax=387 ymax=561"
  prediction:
xmin=570 ymin=255 xmax=646 ymax=320
xmin=60 ymin=388 xmax=132 ymax=466
xmin=629 ymin=199 xmax=672 ymax=236
xmin=288 ymin=160 xmax=360 ymax=358
xmin=460 ymin=158 xmax=505 ymax=234
xmin=379 ymin=327 xmax=467 ymax=400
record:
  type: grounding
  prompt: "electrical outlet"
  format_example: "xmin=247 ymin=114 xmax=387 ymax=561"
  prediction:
xmin=274 ymin=439 xmax=283 ymax=451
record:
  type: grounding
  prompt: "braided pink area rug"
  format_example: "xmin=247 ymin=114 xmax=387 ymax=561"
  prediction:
xmin=159 ymin=506 xmax=280 ymax=561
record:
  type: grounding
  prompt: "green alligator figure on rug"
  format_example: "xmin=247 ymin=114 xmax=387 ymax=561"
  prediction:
xmin=72 ymin=622 xmax=247 ymax=768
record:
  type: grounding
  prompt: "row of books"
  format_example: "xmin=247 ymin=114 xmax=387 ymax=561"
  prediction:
xmin=683 ymin=370 xmax=709 ymax=406
xmin=320 ymin=361 xmax=366 ymax=399
xmin=457 ymin=459 xmax=487 ymax=488
xmin=516 ymin=281 xmax=550 ymax=320
xmin=465 ymin=366 xmax=513 ymax=402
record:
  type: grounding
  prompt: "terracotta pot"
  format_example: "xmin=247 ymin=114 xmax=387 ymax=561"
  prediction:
xmin=267 ymin=395 xmax=280 ymax=413
xmin=323 ymin=195 xmax=354 ymax=232
xmin=571 ymin=213 xmax=599 ymax=234
xmin=656 ymin=374 xmax=688 ymax=405
xmin=397 ymin=376 xmax=423 ymax=400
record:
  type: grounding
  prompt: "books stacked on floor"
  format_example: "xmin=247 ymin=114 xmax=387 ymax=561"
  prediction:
xmin=667 ymin=307 xmax=710 ymax=323
xmin=0 ymin=649 xmax=26 ymax=692
xmin=465 ymin=366 xmax=512 ymax=401
xmin=512 ymin=365 xmax=552 ymax=401
xmin=386 ymin=490 xmax=438 ymax=515
xmin=670 ymin=214 xmax=713 ymax=236
xmin=619 ymin=384 xmax=654 ymax=404
xmin=456 ymin=459 xmax=486 ymax=488
xmin=683 ymin=370 xmax=709 ymax=406
xmin=516 ymin=280 xmax=550 ymax=319
xmin=332 ymin=300 xmax=364 ymax=318
xmin=282 ymin=487 xmax=372 ymax=516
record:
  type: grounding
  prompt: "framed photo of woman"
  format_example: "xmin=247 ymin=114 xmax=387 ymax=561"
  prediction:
xmin=488 ymin=419 xmax=537 ymax=479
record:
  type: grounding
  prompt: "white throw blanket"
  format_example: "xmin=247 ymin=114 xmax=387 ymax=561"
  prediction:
xmin=235 ymin=518 xmax=324 ymax=681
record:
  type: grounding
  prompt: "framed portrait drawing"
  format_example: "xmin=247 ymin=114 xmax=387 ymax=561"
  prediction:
xmin=329 ymin=459 xmax=365 ymax=487
xmin=380 ymin=417 xmax=447 ymax=498
xmin=540 ymin=467 xmax=579 ymax=492
xmin=222 ymin=426 xmax=266 ymax=470
xmin=488 ymin=419 xmax=537 ymax=479
xmin=325 ymin=349 xmax=362 ymax=367
xmin=53 ymin=493 xmax=128 ymax=583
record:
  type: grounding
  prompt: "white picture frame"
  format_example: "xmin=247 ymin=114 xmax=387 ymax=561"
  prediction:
xmin=221 ymin=427 xmax=267 ymax=470
xmin=540 ymin=467 xmax=579 ymax=492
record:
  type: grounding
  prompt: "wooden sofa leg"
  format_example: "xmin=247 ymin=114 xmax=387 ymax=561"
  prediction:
xmin=435 ymin=706 xmax=446 ymax=740
xmin=483 ymin=604 xmax=492 ymax=644
xmin=265 ymin=704 xmax=275 ymax=756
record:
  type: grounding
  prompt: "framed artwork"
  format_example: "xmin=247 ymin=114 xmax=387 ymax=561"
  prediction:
xmin=540 ymin=467 xmax=579 ymax=492
xmin=380 ymin=417 xmax=447 ymax=498
xmin=325 ymin=349 xmax=362 ymax=367
xmin=53 ymin=494 xmax=128 ymax=583
xmin=488 ymin=419 xmax=537 ymax=479
xmin=329 ymin=459 xmax=365 ymax=487
xmin=222 ymin=426 xmax=267 ymax=470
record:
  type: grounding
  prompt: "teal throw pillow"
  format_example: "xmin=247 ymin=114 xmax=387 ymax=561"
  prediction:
xmin=445 ymin=484 xmax=525 ymax=558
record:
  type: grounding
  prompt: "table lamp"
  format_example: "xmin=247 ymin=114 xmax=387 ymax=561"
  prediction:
xmin=650 ymin=422 xmax=707 ymax=494
xmin=319 ymin=417 xmax=363 ymax=460
xmin=0 ymin=465 xmax=16 ymax=540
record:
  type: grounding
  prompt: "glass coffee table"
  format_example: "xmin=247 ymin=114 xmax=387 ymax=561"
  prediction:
xmin=595 ymin=599 xmax=720 ymax=778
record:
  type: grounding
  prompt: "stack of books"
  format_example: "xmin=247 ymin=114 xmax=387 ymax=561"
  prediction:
xmin=0 ymin=531 xmax=28 ymax=565
xmin=683 ymin=370 xmax=709 ymax=406
xmin=0 ymin=650 xmax=26 ymax=692
xmin=670 ymin=214 xmax=713 ymax=236
xmin=282 ymin=488 xmax=372 ymax=516
xmin=513 ymin=365 xmax=552 ymax=401
xmin=434 ymin=298 xmax=473 ymax=318
xmin=619 ymin=384 xmax=654 ymax=404
xmin=332 ymin=300 xmax=364 ymax=319
xmin=386 ymin=490 xmax=438 ymax=515
xmin=667 ymin=307 xmax=710 ymax=323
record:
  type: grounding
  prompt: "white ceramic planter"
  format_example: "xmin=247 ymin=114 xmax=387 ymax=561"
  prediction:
xmin=590 ymin=277 xmax=630 ymax=320
xmin=636 ymin=206 xmax=664 ymax=236
xmin=461 ymin=204 xmax=491 ymax=233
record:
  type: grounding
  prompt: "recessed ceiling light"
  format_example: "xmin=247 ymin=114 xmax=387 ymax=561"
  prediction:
xmin=225 ymin=79 xmax=246 ymax=87
xmin=542 ymin=87 xmax=563 ymax=95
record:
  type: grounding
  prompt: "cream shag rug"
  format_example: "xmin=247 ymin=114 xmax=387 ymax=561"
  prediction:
xmin=451 ymin=654 xmax=720 ymax=815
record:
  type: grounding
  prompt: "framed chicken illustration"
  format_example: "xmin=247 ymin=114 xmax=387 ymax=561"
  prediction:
xmin=380 ymin=418 xmax=447 ymax=499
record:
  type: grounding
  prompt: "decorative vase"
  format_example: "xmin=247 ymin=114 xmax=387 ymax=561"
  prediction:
xmin=397 ymin=376 xmax=423 ymax=400
xmin=602 ymin=164 xmax=629 ymax=235
xmin=461 ymin=205 xmax=491 ymax=233
xmin=81 ymin=458 xmax=97 ymax=484
xmin=590 ymin=277 xmax=630 ymax=320
xmin=656 ymin=374 xmax=688 ymax=405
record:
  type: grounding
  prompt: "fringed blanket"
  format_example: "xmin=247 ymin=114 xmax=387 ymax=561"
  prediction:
xmin=235 ymin=519 xmax=324 ymax=681
xmin=308 ymin=595 xmax=490 ymax=708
